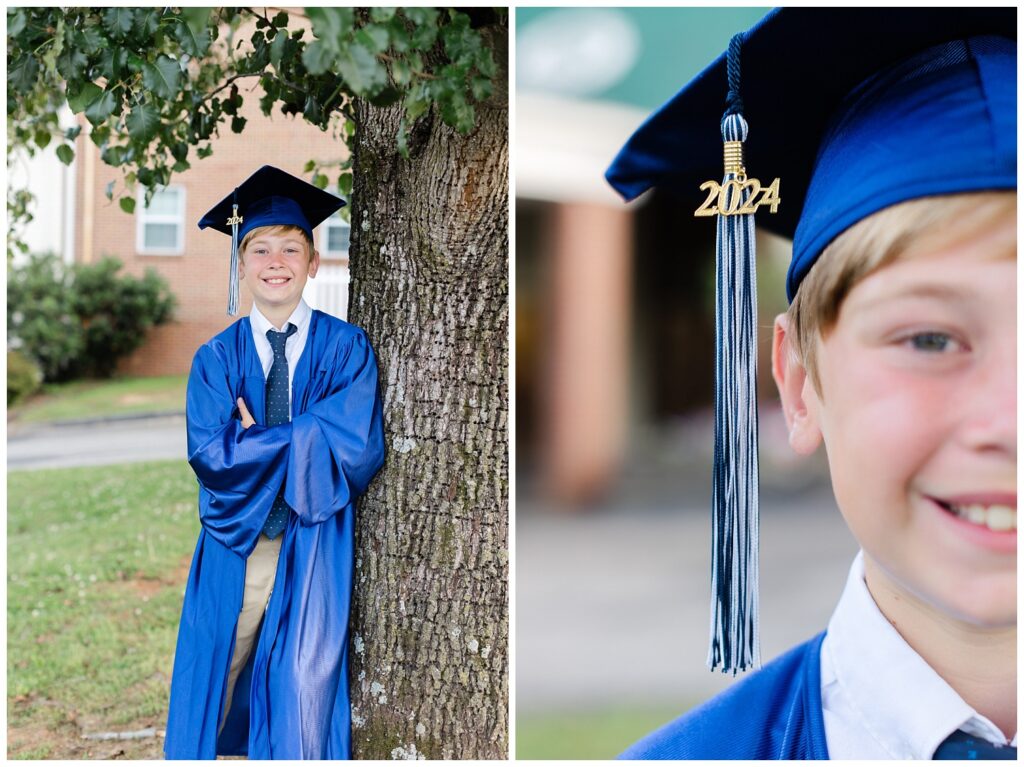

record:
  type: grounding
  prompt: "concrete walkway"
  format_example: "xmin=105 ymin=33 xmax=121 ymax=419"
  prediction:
xmin=516 ymin=487 xmax=859 ymax=714
xmin=7 ymin=413 xmax=187 ymax=471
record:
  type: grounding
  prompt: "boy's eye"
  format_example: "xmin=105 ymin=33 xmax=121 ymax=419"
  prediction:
xmin=907 ymin=332 xmax=961 ymax=353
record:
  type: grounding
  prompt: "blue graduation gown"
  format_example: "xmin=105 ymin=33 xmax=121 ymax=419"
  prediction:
xmin=164 ymin=310 xmax=385 ymax=760
xmin=620 ymin=633 xmax=830 ymax=760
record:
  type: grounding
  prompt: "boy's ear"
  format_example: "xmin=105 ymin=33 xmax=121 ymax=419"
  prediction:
xmin=771 ymin=313 xmax=824 ymax=456
xmin=308 ymin=248 xmax=320 ymax=278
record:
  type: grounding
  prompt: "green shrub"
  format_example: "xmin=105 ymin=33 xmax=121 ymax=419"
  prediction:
xmin=7 ymin=252 xmax=177 ymax=381
xmin=72 ymin=257 xmax=176 ymax=378
xmin=6 ymin=252 xmax=84 ymax=381
xmin=7 ymin=349 xmax=42 ymax=405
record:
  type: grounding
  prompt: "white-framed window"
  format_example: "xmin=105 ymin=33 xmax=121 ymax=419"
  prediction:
xmin=136 ymin=185 xmax=185 ymax=255
xmin=320 ymin=211 xmax=350 ymax=261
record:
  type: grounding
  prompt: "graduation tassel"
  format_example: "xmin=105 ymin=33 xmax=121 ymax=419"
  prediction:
xmin=226 ymin=193 xmax=242 ymax=316
xmin=702 ymin=32 xmax=774 ymax=674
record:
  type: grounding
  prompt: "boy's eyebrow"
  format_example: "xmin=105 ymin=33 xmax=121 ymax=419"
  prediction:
xmin=854 ymin=282 xmax=974 ymax=308
xmin=247 ymin=238 xmax=305 ymax=245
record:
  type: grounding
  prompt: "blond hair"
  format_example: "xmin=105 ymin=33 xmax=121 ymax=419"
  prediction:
xmin=787 ymin=191 xmax=1016 ymax=392
xmin=239 ymin=224 xmax=314 ymax=262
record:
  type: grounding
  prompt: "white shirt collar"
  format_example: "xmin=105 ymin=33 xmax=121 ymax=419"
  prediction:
xmin=249 ymin=298 xmax=311 ymax=337
xmin=823 ymin=551 xmax=1014 ymax=759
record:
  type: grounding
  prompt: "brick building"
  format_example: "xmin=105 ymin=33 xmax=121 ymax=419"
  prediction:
xmin=70 ymin=80 xmax=351 ymax=377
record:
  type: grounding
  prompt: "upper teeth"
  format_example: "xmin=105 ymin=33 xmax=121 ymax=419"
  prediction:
xmin=266 ymin=278 xmax=288 ymax=283
xmin=949 ymin=503 xmax=1017 ymax=532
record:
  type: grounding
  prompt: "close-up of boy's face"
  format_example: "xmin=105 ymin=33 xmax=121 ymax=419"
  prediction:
xmin=781 ymin=198 xmax=1016 ymax=628
xmin=240 ymin=226 xmax=320 ymax=312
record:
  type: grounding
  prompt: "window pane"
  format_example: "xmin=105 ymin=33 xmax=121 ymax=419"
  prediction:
xmin=327 ymin=222 xmax=350 ymax=253
xmin=144 ymin=223 xmax=179 ymax=249
xmin=145 ymin=188 xmax=180 ymax=216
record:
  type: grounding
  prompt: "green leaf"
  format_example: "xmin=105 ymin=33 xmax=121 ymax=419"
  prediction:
xmin=301 ymin=40 xmax=334 ymax=76
xmin=175 ymin=15 xmax=211 ymax=57
xmin=338 ymin=172 xmax=353 ymax=197
xmin=103 ymin=7 xmax=135 ymax=38
xmin=197 ymin=144 xmax=213 ymax=159
xmin=270 ymin=30 xmax=288 ymax=69
xmin=307 ymin=7 xmax=354 ymax=52
xmin=8 ymin=54 xmax=39 ymax=95
xmin=303 ymin=94 xmax=323 ymax=124
xmin=99 ymin=47 xmax=129 ymax=81
xmin=230 ymin=115 xmax=247 ymax=133
xmin=404 ymin=84 xmax=430 ymax=122
xmin=7 ymin=9 xmax=26 ymax=37
xmin=471 ymin=75 xmax=492 ymax=102
xmin=100 ymin=145 xmax=124 ymax=165
xmin=126 ymin=103 xmax=160 ymax=142
xmin=89 ymin=125 xmax=111 ymax=147
xmin=67 ymin=82 xmax=103 ymax=114
xmin=64 ymin=125 xmax=82 ymax=141
xmin=387 ymin=18 xmax=410 ymax=52
xmin=396 ymin=121 xmax=409 ymax=158
xmin=84 ymin=90 xmax=118 ymax=126
xmin=272 ymin=11 xmax=289 ymax=27
xmin=119 ymin=196 xmax=136 ymax=215
xmin=356 ymin=25 xmax=389 ymax=54
xmin=142 ymin=56 xmax=181 ymax=100
xmin=476 ymin=49 xmax=498 ymax=79
xmin=335 ymin=43 xmax=388 ymax=95
xmin=172 ymin=158 xmax=191 ymax=173
xmin=34 ymin=129 xmax=52 ymax=150
xmin=407 ymin=9 xmax=439 ymax=48
xmin=132 ymin=8 xmax=160 ymax=40
xmin=370 ymin=7 xmax=396 ymax=22
xmin=303 ymin=159 xmax=316 ymax=173
xmin=76 ymin=25 xmax=105 ymax=55
xmin=391 ymin=59 xmax=411 ymax=86
xmin=56 ymin=145 xmax=75 ymax=166
xmin=104 ymin=180 xmax=115 ymax=201
xmin=312 ymin=173 xmax=328 ymax=190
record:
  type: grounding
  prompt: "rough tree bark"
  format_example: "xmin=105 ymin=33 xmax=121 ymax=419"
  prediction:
xmin=345 ymin=21 xmax=509 ymax=761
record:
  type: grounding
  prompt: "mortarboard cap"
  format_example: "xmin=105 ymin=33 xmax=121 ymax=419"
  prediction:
xmin=198 ymin=165 xmax=346 ymax=315
xmin=606 ymin=7 xmax=1016 ymax=299
xmin=605 ymin=8 xmax=1017 ymax=674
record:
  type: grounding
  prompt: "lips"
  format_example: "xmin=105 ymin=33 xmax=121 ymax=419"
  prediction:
xmin=262 ymin=275 xmax=292 ymax=286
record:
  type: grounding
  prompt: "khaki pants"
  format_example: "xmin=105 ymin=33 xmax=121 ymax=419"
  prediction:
xmin=219 ymin=533 xmax=283 ymax=732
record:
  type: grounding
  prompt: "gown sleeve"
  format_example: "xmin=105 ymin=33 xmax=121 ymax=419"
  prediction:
xmin=283 ymin=328 xmax=386 ymax=526
xmin=186 ymin=343 xmax=293 ymax=556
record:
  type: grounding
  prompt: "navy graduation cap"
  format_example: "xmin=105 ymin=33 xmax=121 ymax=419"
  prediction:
xmin=605 ymin=8 xmax=1016 ymax=674
xmin=198 ymin=165 xmax=346 ymax=315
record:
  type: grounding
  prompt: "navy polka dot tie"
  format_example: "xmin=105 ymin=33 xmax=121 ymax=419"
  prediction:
xmin=933 ymin=730 xmax=1017 ymax=760
xmin=262 ymin=323 xmax=297 ymax=539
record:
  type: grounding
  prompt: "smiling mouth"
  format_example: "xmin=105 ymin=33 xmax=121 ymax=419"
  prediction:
xmin=262 ymin=276 xmax=291 ymax=285
xmin=933 ymin=499 xmax=1017 ymax=532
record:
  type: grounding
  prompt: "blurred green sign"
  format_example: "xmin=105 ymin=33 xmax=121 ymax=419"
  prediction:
xmin=517 ymin=7 xmax=770 ymax=110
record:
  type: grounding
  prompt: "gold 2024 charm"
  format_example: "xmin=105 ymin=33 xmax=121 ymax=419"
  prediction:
xmin=695 ymin=138 xmax=780 ymax=217
xmin=694 ymin=178 xmax=780 ymax=216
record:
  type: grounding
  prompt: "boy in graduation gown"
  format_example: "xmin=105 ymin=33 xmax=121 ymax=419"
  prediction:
xmin=606 ymin=8 xmax=1015 ymax=760
xmin=163 ymin=166 xmax=385 ymax=759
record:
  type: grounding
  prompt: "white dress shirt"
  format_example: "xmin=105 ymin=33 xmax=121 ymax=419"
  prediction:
xmin=820 ymin=551 xmax=1016 ymax=759
xmin=249 ymin=299 xmax=312 ymax=414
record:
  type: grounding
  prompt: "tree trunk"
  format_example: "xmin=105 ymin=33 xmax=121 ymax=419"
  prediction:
xmin=345 ymin=24 xmax=509 ymax=761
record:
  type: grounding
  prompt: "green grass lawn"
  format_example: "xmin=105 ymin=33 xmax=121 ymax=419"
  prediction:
xmin=13 ymin=375 xmax=187 ymax=424
xmin=516 ymin=705 xmax=688 ymax=759
xmin=8 ymin=460 xmax=199 ymax=759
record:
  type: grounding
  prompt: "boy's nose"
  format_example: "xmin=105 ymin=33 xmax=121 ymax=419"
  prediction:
xmin=959 ymin=339 xmax=1016 ymax=458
